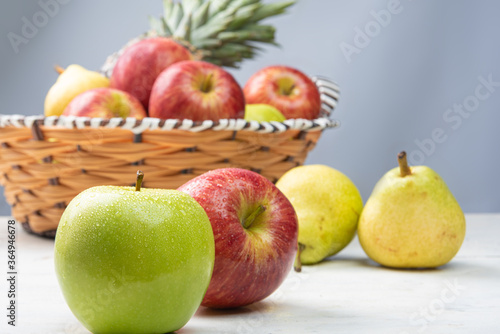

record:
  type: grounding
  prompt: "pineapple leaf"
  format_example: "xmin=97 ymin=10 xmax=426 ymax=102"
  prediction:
xmin=146 ymin=0 xmax=297 ymax=68
xmin=208 ymin=0 xmax=232 ymax=17
xmin=192 ymin=0 xmax=211 ymax=29
xmin=191 ymin=5 xmax=237 ymax=42
xmin=182 ymin=0 xmax=203 ymax=16
xmin=226 ymin=3 xmax=261 ymax=30
xmin=247 ymin=1 xmax=296 ymax=23
xmin=207 ymin=4 xmax=239 ymax=25
xmin=193 ymin=38 xmax=221 ymax=49
xmin=204 ymin=57 xmax=225 ymax=66
xmin=226 ymin=0 xmax=260 ymax=11
xmin=173 ymin=13 xmax=192 ymax=41
xmin=204 ymin=42 xmax=262 ymax=67
xmin=219 ymin=43 xmax=254 ymax=54
xmin=191 ymin=17 xmax=231 ymax=44
xmin=217 ymin=26 xmax=275 ymax=43
xmin=238 ymin=23 xmax=277 ymax=34
xmin=162 ymin=0 xmax=174 ymax=20
xmin=148 ymin=15 xmax=166 ymax=36
xmin=166 ymin=2 xmax=184 ymax=31
xmin=162 ymin=17 xmax=173 ymax=36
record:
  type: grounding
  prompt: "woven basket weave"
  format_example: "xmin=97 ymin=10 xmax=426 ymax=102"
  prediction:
xmin=0 ymin=77 xmax=339 ymax=237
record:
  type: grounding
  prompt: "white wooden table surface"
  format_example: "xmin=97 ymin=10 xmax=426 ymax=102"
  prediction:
xmin=1 ymin=214 xmax=499 ymax=334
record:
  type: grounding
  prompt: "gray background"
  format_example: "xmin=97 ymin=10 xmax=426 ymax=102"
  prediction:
xmin=1 ymin=0 xmax=499 ymax=215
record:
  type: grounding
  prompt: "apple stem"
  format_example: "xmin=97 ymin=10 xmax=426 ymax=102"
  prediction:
xmin=135 ymin=170 xmax=144 ymax=191
xmin=201 ymin=73 xmax=214 ymax=93
xmin=398 ymin=151 xmax=412 ymax=177
xmin=54 ymin=64 xmax=65 ymax=74
xmin=294 ymin=243 xmax=305 ymax=272
xmin=281 ymin=84 xmax=296 ymax=96
xmin=241 ymin=205 xmax=266 ymax=229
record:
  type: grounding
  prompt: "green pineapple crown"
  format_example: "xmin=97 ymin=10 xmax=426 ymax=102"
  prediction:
xmin=148 ymin=0 xmax=296 ymax=68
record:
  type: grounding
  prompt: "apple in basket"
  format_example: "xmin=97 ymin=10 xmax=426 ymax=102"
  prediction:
xmin=54 ymin=172 xmax=215 ymax=334
xmin=110 ymin=37 xmax=193 ymax=108
xmin=62 ymin=87 xmax=147 ymax=119
xmin=149 ymin=60 xmax=245 ymax=121
xmin=178 ymin=168 xmax=298 ymax=309
xmin=243 ymin=65 xmax=321 ymax=120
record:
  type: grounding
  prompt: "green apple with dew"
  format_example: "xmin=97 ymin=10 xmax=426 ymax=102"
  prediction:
xmin=54 ymin=171 xmax=215 ymax=334
xmin=244 ymin=103 xmax=286 ymax=122
xmin=276 ymin=165 xmax=363 ymax=270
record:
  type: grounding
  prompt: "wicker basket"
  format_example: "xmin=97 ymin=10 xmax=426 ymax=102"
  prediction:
xmin=0 ymin=77 xmax=339 ymax=237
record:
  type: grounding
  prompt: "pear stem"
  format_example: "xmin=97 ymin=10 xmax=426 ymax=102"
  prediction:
xmin=241 ymin=205 xmax=266 ymax=229
xmin=54 ymin=65 xmax=65 ymax=74
xmin=135 ymin=170 xmax=144 ymax=191
xmin=294 ymin=242 xmax=305 ymax=272
xmin=398 ymin=151 xmax=412 ymax=177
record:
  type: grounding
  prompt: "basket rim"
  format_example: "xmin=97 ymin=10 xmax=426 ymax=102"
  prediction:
xmin=0 ymin=115 xmax=340 ymax=134
xmin=0 ymin=76 xmax=341 ymax=135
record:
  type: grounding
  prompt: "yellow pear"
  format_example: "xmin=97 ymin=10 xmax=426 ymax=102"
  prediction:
xmin=244 ymin=104 xmax=286 ymax=122
xmin=276 ymin=165 xmax=363 ymax=270
xmin=358 ymin=151 xmax=466 ymax=268
xmin=44 ymin=64 xmax=110 ymax=117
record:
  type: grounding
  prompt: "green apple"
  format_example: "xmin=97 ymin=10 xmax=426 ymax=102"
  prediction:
xmin=54 ymin=172 xmax=215 ymax=334
xmin=244 ymin=103 xmax=287 ymax=122
xmin=276 ymin=165 xmax=363 ymax=269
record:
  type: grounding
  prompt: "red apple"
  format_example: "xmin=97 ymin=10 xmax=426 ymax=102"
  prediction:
xmin=178 ymin=168 xmax=298 ymax=309
xmin=149 ymin=60 xmax=245 ymax=121
xmin=62 ymin=87 xmax=147 ymax=119
xmin=110 ymin=37 xmax=193 ymax=108
xmin=243 ymin=65 xmax=321 ymax=120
